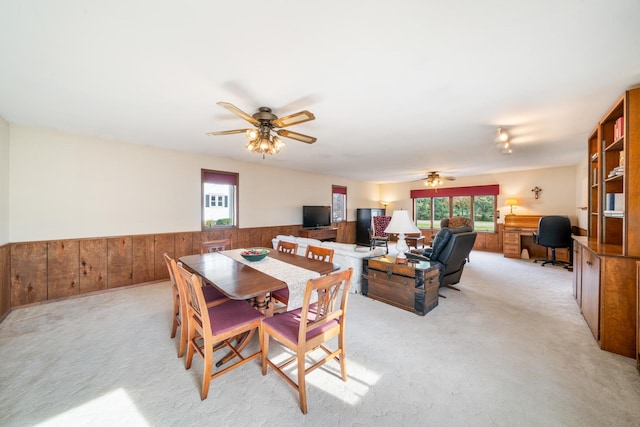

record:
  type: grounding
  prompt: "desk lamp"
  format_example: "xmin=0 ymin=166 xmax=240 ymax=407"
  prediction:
xmin=505 ymin=198 xmax=519 ymax=215
xmin=385 ymin=210 xmax=421 ymax=264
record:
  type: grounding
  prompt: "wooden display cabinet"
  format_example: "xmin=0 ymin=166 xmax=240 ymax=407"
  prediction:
xmin=574 ymin=87 xmax=640 ymax=359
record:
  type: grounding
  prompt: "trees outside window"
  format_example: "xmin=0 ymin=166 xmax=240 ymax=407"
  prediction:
xmin=411 ymin=185 xmax=499 ymax=232
xmin=473 ymin=196 xmax=495 ymax=231
xmin=433 ymin=197 xmax=450 ymax=229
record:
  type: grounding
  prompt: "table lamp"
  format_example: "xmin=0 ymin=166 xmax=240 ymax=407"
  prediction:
xmin=505 ymin=198 xmax=519 ymax=215
xmin=384 ymin=210 xmax=421 ymax=264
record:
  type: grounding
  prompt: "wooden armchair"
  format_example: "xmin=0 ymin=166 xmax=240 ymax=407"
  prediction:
xmin=261 ymin=268 xmax=353 ymax=413
xmin=164 ymin=253 xmax=229 ymax=358
xmin=369 ymin=215 xmax=391 ymax=253
xmin=200 ymin=238 xmax=232 ymax=254
xmin=176 ymin=263 xmax=264 ymax=400
xmin=305 ymin=245 xmax=334 ymax=262
xmin=276 ymin=240 xmax=298 ymax=254
xmin=272 ymin=240 xmax=301 ymax=312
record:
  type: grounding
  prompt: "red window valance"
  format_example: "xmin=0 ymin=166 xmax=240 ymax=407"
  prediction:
xmin=410 ymin=184 xmax=500 ymax=198
xmin=332 ymin=185 xmax=347 ymax=195
xmin=202 ymin=170 xmax=238 ymax=185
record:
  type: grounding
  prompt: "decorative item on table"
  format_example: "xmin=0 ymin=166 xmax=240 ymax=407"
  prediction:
xmin=240 ymin=248 xmax=269 ymax=261
xmin=384 ymin=210 xmax=422 ymax=264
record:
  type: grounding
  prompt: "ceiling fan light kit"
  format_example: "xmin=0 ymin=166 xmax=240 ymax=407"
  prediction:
xmin=420 ymin=171 xmax=456 ymax=187
xmin=208 ymin=102 xmax=317 ymax=158
xmin=244 ymin=128 xmax=285 ymax=156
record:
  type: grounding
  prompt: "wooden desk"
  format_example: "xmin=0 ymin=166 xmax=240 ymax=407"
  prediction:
xmin=503 ymin=215 xmax=570 ymax=262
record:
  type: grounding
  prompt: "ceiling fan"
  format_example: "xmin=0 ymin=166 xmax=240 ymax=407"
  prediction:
xmin=415 ymin=171 xmax=456 ymax=187
xmin=206 ymin=102 xmax=317 ymax=156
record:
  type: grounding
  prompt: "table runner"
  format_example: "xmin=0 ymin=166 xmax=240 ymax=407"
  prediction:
xmin=221 ymin=249 xmax=320 ymax=309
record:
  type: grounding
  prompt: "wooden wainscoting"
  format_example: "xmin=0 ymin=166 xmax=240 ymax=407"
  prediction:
xmin=473 ymin=231 xmax=502 ymax=252
xmin=418 ymin=228 xmax=502 ymax=253
xmin=4 ymin=222 xmax=358 ymax=311
xmin=0 ymin=244 xmax=10 ymax=321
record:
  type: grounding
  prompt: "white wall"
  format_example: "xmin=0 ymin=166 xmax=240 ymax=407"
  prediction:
xmin=7 ymin=124 xmax=584 ymax=242
xmin=8 ymin=125 xmax=380 ymax=242
xmin=380 ymin=165 xmax=579 ymax=225
xmin=0 ymin=117 xmax=9 ymax=245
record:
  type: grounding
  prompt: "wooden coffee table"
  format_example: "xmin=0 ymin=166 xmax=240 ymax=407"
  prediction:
xmin=361 ymin=255 xmax=440 ymax=316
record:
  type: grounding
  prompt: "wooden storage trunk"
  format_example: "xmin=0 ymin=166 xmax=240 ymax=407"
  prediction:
xmin=362 ymin=255 xmax=440 ymax=316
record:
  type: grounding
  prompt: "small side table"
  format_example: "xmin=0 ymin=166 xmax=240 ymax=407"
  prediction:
xmin=405 ymin=235 xmax=425 ymax=250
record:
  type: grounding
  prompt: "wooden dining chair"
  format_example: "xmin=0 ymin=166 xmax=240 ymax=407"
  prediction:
xmin=200 ymin=238 xmax=232 ymax=254
xmin=305 ymin=245 xmax=334 ymax=262
xmin=175 ymin=263 xmax=265 ymax=400
xmin=261 ymin=268 xmax=353 ymax=414
xmin=271 ymin=240 xmax=300 ymax=312
xmin=164 ymin=253 xmax=229 ymax=358
xmin=276 ymin=240 xmax=298 ymax=254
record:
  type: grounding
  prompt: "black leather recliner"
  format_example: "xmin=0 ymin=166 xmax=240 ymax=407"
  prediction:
xmin=410 ymin=228 xmax=477 ymax=295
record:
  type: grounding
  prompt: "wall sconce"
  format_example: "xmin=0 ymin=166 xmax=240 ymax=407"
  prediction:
xmin=505 ymin=198 xmax=519 ymax=215
xmin=531 ymin=186 xmax=542 ymax=199
xmin=381 ymin=201 xmax=388 ymax=208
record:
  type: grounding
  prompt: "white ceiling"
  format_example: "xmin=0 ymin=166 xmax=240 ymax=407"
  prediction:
xmin=1 ymin=1 xmax=640 ymax=183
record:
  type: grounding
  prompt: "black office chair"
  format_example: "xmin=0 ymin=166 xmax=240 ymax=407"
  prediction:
xmin=533 ymin=216 xmax=572 ymax=269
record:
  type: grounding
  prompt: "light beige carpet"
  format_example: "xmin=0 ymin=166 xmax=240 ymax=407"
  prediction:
xmin=1 ymin=251 xmax=639 ymax=426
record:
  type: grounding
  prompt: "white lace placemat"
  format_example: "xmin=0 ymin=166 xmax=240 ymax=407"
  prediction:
xmin=221 ymin=249 xmax=320 ymax=309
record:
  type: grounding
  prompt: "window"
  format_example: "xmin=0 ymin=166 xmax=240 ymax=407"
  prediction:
xmin=202 ymin=169 xmax=238 ymax=229
xmin=452 ymin=196 xmax=471 ymax=217
xmin=415 ymin=198 xmax=432 ymax=228
xmin=332 ymin=185 xmax=347 ymax=222
xmin=411 ymin=185 xmax=499 ymax=232
xmin=473 ymin=195 xmax=495 ymax=231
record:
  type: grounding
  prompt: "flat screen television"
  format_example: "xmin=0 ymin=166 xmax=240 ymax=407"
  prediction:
xmin=302 ymin=205 xmax=332 ymax=228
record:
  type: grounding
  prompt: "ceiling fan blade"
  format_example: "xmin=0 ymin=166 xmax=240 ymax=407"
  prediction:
xmin=216 ymin=102 xmax=260 ymax=126
xmin=272 ymin=110 xmax=315 ymax=128
xmin=206 ymin=129 xmax=251 ymax=136
xmin=276 ymin=129 xmax=317 ymax=144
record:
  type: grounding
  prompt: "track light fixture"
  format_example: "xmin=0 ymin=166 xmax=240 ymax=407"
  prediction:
xmin=495 ymin=127 xmax=512 ymax=155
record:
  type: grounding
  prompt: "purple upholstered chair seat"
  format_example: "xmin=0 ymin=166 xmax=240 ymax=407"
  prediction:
xmin=262 ymin=304 xmax=339 ymax=344
xmin=208 ymin=299 xmax=263 ymax=336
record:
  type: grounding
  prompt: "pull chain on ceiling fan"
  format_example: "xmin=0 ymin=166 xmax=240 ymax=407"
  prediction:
xmin=207 ymin=102 xmax=317 ymax=158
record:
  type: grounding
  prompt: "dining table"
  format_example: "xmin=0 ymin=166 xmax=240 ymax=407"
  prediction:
xmin=179 ymin=247 xmax=340 ymax=367
xmin=179 ymin=247 xmax=340 ymax=315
